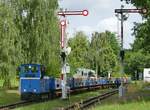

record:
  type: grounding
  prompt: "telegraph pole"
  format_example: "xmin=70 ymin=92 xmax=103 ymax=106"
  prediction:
xmin=115 ymin=5 xmax=147 ymax=97
xmin=58 ymin=9 xmax=88 ymax=99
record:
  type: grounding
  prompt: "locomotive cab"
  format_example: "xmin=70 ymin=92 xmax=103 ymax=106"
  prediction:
xmin=19 ymin=64 xmax=46 ymax=79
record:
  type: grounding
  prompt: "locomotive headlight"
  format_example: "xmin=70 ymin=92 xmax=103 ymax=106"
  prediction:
xmin=33 ymin=89 xmax=36 ymax=92
xmin=23 ymin=89 xmax=26 ymax=92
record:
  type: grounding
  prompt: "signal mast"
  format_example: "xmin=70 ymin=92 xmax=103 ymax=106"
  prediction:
xmin=58 ymin=9 xmax=88 ymax=99
xmin=115 ymin=5 xmax=147 ymax=97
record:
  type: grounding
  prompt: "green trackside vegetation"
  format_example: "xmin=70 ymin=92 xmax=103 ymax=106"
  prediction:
xmin=0 ymin=80 xmax=3 ymax=87
xmin=0 ymin=89 xmax=20 ymax=105
xmin=93 ymin=101 xmax=150 ymax=110
xmin=14 ymin=89 xmax=109 ymax=110
xmin=92 ymin=82 xmax=150 ymax=110
xmin=0 ymin=0 xmax=60 ymax=88
xmin=0 ymin=79 xmax=19 ymax=105
xmin=0 ymin=79 xmax=19 ymax=88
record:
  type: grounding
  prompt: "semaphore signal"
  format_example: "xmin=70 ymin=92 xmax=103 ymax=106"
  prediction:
xmin=57 ymin=9 xmax=89 ymax=99
xmin=115 ymin=5 xmax=148 ymax=97
xmin=115 ymin=8 xmax=148 ymax=14
xmin=58 ymin=10 xmax=88 ymax=17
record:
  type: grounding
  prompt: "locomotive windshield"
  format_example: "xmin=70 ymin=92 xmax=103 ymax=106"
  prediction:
xmin=21 ymin=65 xmax=39 ymax=73
xmin=19 ymin=64 xmax=46 ymax=78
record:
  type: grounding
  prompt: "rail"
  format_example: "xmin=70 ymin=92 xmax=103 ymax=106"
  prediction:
xmin=0 ymin=100 xmax=33 ymax=110
xmin=64 ymin=89 xmax=118 ymax=110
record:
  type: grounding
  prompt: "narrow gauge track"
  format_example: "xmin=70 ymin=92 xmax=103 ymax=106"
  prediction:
xmin=0 ymin=100 xmax=33 ymax=110
xmin=0 ymin=84 xmax=118 ymax=110
xmin=64 ymin=89 xmax=118 ymax=110
xmin=55 ymin=83 xmax=118 ymax=96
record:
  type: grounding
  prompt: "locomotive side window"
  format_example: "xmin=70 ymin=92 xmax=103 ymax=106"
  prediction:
xmin=82 ymin=71 xmax=84 ymax=76
xmin=41 ymin=66 xmax=46 ymax=78
xmin=88 ymin=71 xmax=95 ymax=77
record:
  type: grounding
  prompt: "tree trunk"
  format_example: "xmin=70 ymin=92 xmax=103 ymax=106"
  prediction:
xmin=96 ymin=62 xmax=98 ymax=76
xmin=136 ymin=71 xmax=139 ymax=80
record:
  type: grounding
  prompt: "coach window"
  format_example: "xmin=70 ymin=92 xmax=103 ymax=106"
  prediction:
xmin=88 ymin=71 xmax=95 ymax=77
xmin=82 ymin=71 xmax=84 ymax=76
xmin=84 ymin=73 xmax=87 ymax=77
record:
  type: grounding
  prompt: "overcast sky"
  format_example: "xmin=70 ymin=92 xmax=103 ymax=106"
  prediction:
xmin=58 ymin=0 xmax=143 ymax=49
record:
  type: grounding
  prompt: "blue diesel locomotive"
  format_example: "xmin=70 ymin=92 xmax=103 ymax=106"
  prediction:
xmin=19 ymin=64 xmax=122 ymax=100
xmin=19 ymin=64 xmax=58 ymax=100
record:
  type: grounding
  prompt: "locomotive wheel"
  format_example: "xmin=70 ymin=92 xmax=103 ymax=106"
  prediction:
xmin=21 ymin=93 xmax=30 ymax=100
xmin=32 ymin=94 xmax=41 ymax=101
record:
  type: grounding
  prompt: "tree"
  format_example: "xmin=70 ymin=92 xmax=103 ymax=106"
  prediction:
xmin=0 ymin=0 xmax=60 ymax=88
xmin=11 ymin=0 xmax=60 ymax=77
xmin=122 ymin=0 xmax=150 ymax=80
xmin=105 ymin=31 xmax=120 ymax=56
xmin=68 ymin=31 xmax=90 ymax=75
xmin=0 ymin=1 xmax=20 ymax=88
xmin=132 ymin=21 xmax=150 ymax=53
xmin=90 ymin=31 xmax=119 ymax=76
xmin=121 ymin=0 xmax=150 ymax=11
xmin=124 ymin=51 xmax=150 ymax=79
xmin=122 ymin=0 xmax=150 ymax=53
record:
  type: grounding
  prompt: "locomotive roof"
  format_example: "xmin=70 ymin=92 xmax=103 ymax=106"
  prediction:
xmin=20 ymin=64 xmax=44 ymax=66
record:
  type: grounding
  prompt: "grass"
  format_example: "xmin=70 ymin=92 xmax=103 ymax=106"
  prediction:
xmin=0 ymin=79 xmax=20 ymax=105
xmin=0 ymin=89 xmax=20 ymax=105
xmin=92 ymin=81 xmax=150 ymax=110
xmin=0 ymin=79 xmax=19 ymax=105
xmin=93 ymin=101 xmax=150 ymax=110
xmin=15 ymin=89 xmax=110 ymax=110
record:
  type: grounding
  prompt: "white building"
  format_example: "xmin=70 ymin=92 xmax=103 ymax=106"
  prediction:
xmin=73 ymin=68 xmax=97 ymax=79
xmin=143 ymin=68 xmax=150 ymax=82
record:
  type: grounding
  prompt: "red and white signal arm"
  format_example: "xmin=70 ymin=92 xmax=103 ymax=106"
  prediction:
xmin=82 ymin=10 xmax=88 ymax=16
xmin=60 ymin=20 xmax=66 ymax=48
